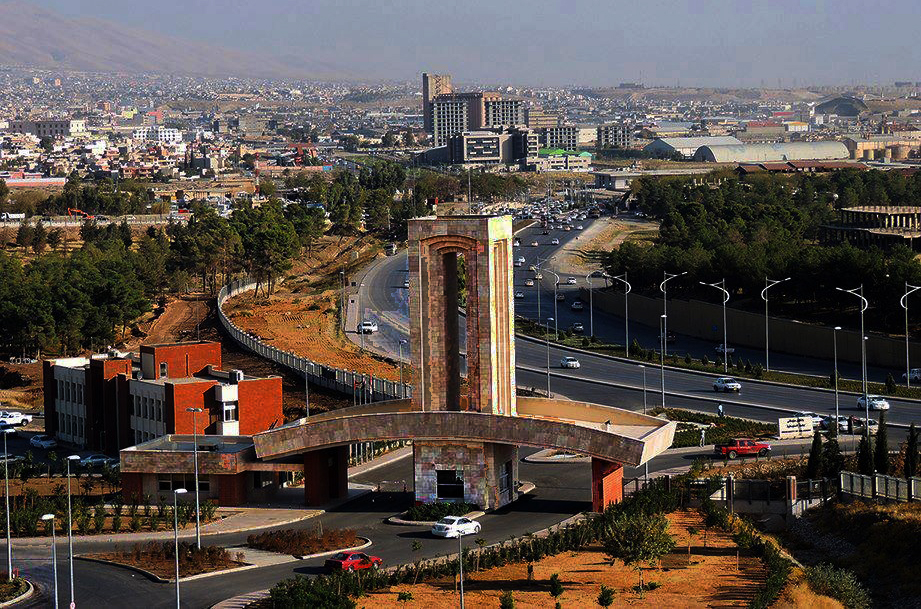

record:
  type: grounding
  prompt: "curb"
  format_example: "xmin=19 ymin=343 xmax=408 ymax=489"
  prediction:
xmin=514 ymin=330 xmax=921 ymax=406
xmin=0 ymin=578 xmax=33 ymax=608
xmin=292 ymin=536 xmax=372 ymax=560
xmin=387 ymin=510 xmax=485 ymax=527
xmin=523 ymin=449 xmax=590 ymax=464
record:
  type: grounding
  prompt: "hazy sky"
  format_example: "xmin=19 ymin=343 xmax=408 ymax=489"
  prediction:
xmin=27 ymin=0 xmax=921 ymax=87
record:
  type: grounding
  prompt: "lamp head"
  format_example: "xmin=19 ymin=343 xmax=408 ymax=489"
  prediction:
xmin=174 ymin=488 xmax=188 ymax=495
xmin=67 ymin=455 xmax=80 ymax=461
xmin=41 ymin=513 xmax=55 ymax=521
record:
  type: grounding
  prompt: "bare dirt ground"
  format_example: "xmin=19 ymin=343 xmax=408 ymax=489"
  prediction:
xmin=0 ymin=362 xmax=43 ymax=412
xmin=554 ymin=215 xmax=659 ymax=276
xmin=361 ymin=509 xmax=798 ymax=608
xmin=225 ymin=233 xmax=403 ymax=383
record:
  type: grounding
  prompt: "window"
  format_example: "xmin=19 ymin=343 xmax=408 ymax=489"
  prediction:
xmin=159 ymin=362 xmax=168 ymax=378
xmin=158 ymin=476 xmax=172 ymax=492
xmin=253 ymin=472 xmax=272 ymax=489
xmin=223 ymin=402 xmax=238 ymax=422
xmin=436 ymin=469 xmax=464 ymax=500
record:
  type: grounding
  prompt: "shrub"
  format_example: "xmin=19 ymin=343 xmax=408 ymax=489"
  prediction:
xmin=701 ymin=354 xmax=709 ymax=366
xmin=805 ymin=564 xmax=871 ymax=609
xmin=548 ymin=573 xmax=563 ymax=599
xmin=130 ymin=512 xmax=142 ymax=532
xmin=597 ymin=584 xmax=615 ymax=607
xmin=93 ymin=506 xmax=106 ymax=533
xmin=397 ymin=591 xmax=413 ymax=604
xmin=111 ymin=514 xmax=121 ymax=533
xmin=499 ymin=590 xmax=515 ymax=609
xmin=404 ymin=502 xmax=478 ymax=522
xmin=247 ymin=528 xmax=358 ymax=556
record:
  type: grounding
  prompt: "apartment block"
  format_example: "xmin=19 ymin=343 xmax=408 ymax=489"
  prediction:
xmin=6 ymin=119 xmax=87 ymax=139
xmin=430 ymin=91 xmax=524 ymax=146
xmin=542 ymin=125 xmax=579 ymax=150
xmin=43 ymin=342 xmax=283 ymax=454
xmin=525 ymin=108 xmax=560 ymax=129
xmin=483 ymin=95 xmax=524 ymax=129
xmin=422 ymin=73 xmax=453 ymax=133
xmin=597 ymin=123 xmax=635 ymax=149
xmin=447 ymin=127 xmax=538 ymax=165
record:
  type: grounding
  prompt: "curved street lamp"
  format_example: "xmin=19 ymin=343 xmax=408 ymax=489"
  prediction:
xmin=761 ymin=277 xmax=791 ymax=371
xmin=659 ymin=271 xmax=686 ymax=363
xmin=900 ymin=282 xmax=921 ymax=388
xmin=611 ymin=272 xmax=632 ymax=357
xmin=836 ymin=285 xmax=869 ymax=436
xmin=700 ymin=279 xmax=730 ymax=373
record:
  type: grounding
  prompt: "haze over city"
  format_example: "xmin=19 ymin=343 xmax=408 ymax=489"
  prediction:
xmin=6 ymin=0 xmax=921 ymax=86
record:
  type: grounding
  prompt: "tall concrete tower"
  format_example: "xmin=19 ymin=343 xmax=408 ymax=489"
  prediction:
xmin=422 ymin=72 xmax=453 ymax=134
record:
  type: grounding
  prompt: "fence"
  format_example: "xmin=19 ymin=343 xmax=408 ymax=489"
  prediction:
xmin=217 ymin=278 xmax=412 ymax=403
xmin=840 ymin=470 xmax=921 ymax=502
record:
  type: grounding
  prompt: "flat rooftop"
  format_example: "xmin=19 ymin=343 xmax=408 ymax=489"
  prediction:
xmin=123 ymin=434 xmax=253 ymax=454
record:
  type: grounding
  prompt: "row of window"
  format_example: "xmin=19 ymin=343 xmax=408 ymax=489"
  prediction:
xmin=130 ymin=394 xmax=165 ymax=423
xmin=58 ymin=379 xmax=84 ymax=404
xmin=58 ymin=413 xmax=85 ymax=442
xmin=158 ymin=474 xmax=209 ymax=493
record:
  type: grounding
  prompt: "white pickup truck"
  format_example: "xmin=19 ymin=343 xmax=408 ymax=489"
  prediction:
xmin=0 ymin=411 xmax=33 ymax=426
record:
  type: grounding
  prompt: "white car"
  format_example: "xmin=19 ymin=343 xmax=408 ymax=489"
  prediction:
xmin=80 ymin=454 xmax=118 ymax=468
xmin=514 ymin=291 xmax=525 ymax=299
xmin=904 ymin=368 xmax=921 ymax=382
xmin=560 ymin=356 xmax=581 ymax=369
xmin=29 ymin=434 xmax=57 ymax=449
xmin=403 ymin=279 xmax=410 ymax=288
xmin=517 ymin=256 xmax=525 ymax=264
xmin=358 ymin=320 xmax=379 ymax=334
xmin=566 ymin=277 xmax=577 ymax=285
xmin=795 ymin=412 xmax=824 ymax=428
xmin=550 ymin=238 xmax=560 ymax=245
xmin=571 ymin=322 xmax=584 ymax=333
xmin=514 ymin=260 xmax=523 ymax=267
xmin=713 ymin=377 xmax=741 ymax=392
xmin=576 ymin=225 xmax=584 ymax=230
xmin=525 ymin=279 xmax=535 ymax=287
xmin=857 ymin=395 xmax=890 ymax=411
xmin=513 ymin=239 xmax=521 ymax=247
xmin=534 ymin=273 xmax=543 ymax=280
xmin=431 ymin=516 xmax=481 ymax=538
xmin=715 ymin=344 xmax=736 ymax=355
xmin=821 ymin=415 xmax=849 ymax=432
xmin=0 ymin=453 xmax=23 ymax=464
xmin=530 ymin=241 xmax=539 ymax=247
xmin=0 ymin=411 xmax=32 ymax=426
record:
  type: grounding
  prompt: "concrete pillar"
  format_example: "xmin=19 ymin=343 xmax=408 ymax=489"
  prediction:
xmin=591 ymin=458 xmax=624 ymax=512
xmin=303 ymin=446 xmax=349 ymax=506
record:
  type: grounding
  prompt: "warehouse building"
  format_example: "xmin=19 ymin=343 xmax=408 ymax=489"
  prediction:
xmin=643 ymin=135 xmax=742 ymax=158
xmin=692 ymin=141 xmax=849 ymax=163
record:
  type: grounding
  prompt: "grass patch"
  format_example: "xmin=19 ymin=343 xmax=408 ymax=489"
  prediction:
xmin=0 ymin=577 xmax=28 ymax=602
xmin=88 ymin=541 xmax=244 ymax=579
xmin=651 ymin=407 xmax=777 ymax=448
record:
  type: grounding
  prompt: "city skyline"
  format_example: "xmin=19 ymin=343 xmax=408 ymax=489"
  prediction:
xmin=6 ymin=0 xmax=920 ymax=87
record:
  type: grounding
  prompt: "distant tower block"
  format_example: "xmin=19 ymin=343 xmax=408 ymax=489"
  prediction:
xmin=408 ymin=214 xmax=515 ymax=416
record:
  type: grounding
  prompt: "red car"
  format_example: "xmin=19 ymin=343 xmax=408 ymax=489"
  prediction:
xmin=324 ymin=551 xmax=383 ymax=573
xmin=713 ymin=438 xmax=771 ymax=460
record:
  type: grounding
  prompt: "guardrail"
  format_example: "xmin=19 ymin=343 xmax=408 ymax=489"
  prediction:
xmin=840 ymin=470 xmax=921 ymax=502
xmin=217 ymin=278 xmax=412 ymax=402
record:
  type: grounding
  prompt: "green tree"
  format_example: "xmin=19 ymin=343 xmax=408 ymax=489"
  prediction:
xmin=499 ymin=590 xmax=515 ymax=609
xmin=548 ymin=573 xmax=564 ymax=600
xmin=874 ymin=410 xmax=889 ymax=475
xmin=47 ymin=227 xmax=63 ymax=250
xmin=885 ymin=373 xmax=897 ymax=394
xmin=15 ymin=222 xmax=33 ymax=249
xmin=31 ymin=220 xmax=47 ymax=254
xmin=0 ymin=178 xmax=8 ymax=207
xmin=856 ymin=434 xmax=875 ymax=475
xmin=805 ymin=431 xmax=824 ymax=479
xmin=602 ymin=510 xmax=675 ymax=594
xmin=258 ymin=179 xmax=277 ymax=198
xmin=905 ymin=422 xmax=919 ymax=479
xmin=597 ymin=584 xmax=615 ymax=608
xmin=821 ymin=436 xmax=844 ymax=478
xmin=285 ymin=203 xmax=326 ymax=252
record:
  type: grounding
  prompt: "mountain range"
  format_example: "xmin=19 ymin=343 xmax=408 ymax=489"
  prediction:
xmin=0 ymin=0 xmax=347 ymax=80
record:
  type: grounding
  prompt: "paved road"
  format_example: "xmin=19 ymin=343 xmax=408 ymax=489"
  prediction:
xmin=11 ymin=448 xmax=598 ymax=608
xmin=350 ymin=218 xmax=921 ymax=429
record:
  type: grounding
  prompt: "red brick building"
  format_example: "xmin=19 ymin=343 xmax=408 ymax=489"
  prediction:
xmin=43 ymin=342 xmax=282 ymax=453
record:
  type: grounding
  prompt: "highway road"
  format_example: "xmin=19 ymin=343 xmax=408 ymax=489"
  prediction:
xmin=352 ymin=216 xmax=921 ymax=429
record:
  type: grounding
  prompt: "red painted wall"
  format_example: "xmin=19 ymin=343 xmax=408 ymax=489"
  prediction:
xmin=167 ymin=380 xmax=218 ymax=434
xmin=217 ymin=473 xmax=247 ymax=506
xmin=142 ymin=342 xmax=221 ymax=379
xmin=237 ymin=377 xmax=283 ymax=434
xmin=303 ymin=447 xmax=348 ymax=506
xmin=591 ymin=458 xmax=623 ymax=512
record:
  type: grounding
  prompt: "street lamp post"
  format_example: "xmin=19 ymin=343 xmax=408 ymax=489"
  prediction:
xmin=612 ymin=272 xmax=632 ymax=357
xmin=700 ymin=279 xmax=730 ymax=373
xmin=659 ymin=271 xmax=686 ymax=361
xmin=900 ymin=282 xmax=921 ymax=387
xmin=399 ymin=339 xmax=407 ymax=397
xmin=639 ymin=364 xmax=648 ymax=480
xmin=586 ymin=270 xmax=597 ymax=338
xmin=41 ymin=513 xmax=57 ymax=609
xmin=185 ymin=407 xmax=203 ymax=549
xmin=458 ymin=531 xmax=466 ymax=609
xmin=658 ymin=311 xmax=665 ymax=392
xmin=545 ymin=269 xmax=560 ymax=340
xmin=65 ymin=454 xmax=79 ymax=608
xmin=173 ymin=488 xmax=188 ymax=609
xmin=833 ymin=326 xmax=842 ymax=435
xmin=836 ymin=286 xmax=869 ymax=437
xmin=761 ymin=277 xmax=791 ymax=371
xmin=304 ymin=362 xmax=310 ymax=419
xmin=2 ymin=428 xmax=12 ymax=581
xmin=546 ymin=318 xmax=554 ymax=397
xmin=340 ymin=271 xmax=345 ymax=333
xmin=359 ymin=282 xmax=366 ymax=351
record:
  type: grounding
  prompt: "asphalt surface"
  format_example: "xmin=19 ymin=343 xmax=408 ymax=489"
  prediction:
xmin=354 ymin=216 xmax=921 ymax=429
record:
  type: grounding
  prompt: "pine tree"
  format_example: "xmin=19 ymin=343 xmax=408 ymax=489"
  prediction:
xmin=857 ymin=434 xmax=875 ymax=476
xmin=905 ymin=423 xmax=919 ymax=479
xmin=874 ymin=410 xmax=889 ymax=475
xmin=821 ymin=437 xmax=844 ymax=478
xmin=806 ymin=431 xmax=824 ymax=479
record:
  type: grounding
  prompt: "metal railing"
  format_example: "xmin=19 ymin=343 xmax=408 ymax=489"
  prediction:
xmin=840 ymin=470 xmax=921 ymax=502
xmin=217 ymin=278 xmax=412 ymax=402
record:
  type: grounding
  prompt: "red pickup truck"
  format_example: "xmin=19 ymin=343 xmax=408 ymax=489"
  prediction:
xmin=713 ymin=438 xmax=771 ymax=459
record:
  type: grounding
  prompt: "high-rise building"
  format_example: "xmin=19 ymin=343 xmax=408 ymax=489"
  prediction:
xmin=431 ymin=92 xmax=524 ymax=146
xmin=483 ymin=95 xmax=524 ymax=129
xmin=422 ymin=73 xmax=454 ymax=133
xmin=597 ymin=123 xmax=635 ymax=149
xmin=447 ymin=127 xmax=538 ymax=165
xmin=543 ymin=125 xmax=579 ymax=150
xmin=525 ymin=107 xmax=560 ymax=129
